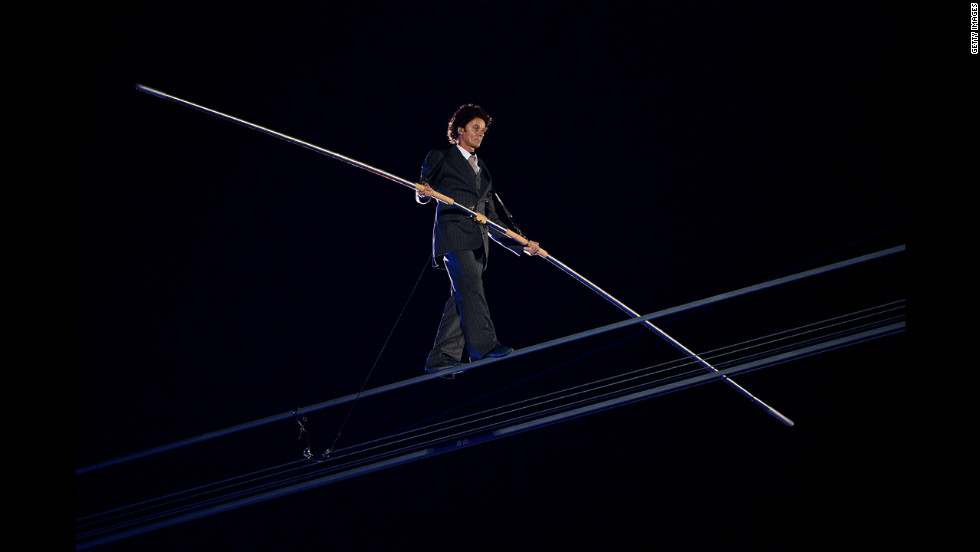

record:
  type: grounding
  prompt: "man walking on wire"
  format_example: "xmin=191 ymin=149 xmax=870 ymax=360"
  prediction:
xmin=416 ymin=103 xmax=541 ymax=375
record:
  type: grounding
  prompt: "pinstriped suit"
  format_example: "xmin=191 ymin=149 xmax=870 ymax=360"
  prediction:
xmin=418 ymin=146 xmax=523 ymax=365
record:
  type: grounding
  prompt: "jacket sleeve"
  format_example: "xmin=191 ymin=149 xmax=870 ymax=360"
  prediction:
xmin=415 ymin=150 xmax=446 ymax=205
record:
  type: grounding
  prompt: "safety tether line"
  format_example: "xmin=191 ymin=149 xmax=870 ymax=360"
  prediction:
xmin=307 ymin=251 xmax=432 ymax=462
xmin=76 ymin=244 xmax=903 ymax=475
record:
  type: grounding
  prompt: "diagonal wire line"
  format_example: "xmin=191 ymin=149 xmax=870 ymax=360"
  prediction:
xmin=77 ymin=302 xmax=908 ymax=534
xmin=75 ymin=244 xmax=905 ymax=476
xmin=76 ymin=313 xmax=904 ymax=549
xmin=77 ymin=299 xmax=904 ymax=545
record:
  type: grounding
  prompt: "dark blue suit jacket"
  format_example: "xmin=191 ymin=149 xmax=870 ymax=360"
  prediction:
xmin=418 ymin=147 xmax=523 ymax=269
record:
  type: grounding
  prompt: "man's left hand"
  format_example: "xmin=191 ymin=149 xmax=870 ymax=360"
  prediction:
xmin=523 ymin=240 xmax=541 ymax=256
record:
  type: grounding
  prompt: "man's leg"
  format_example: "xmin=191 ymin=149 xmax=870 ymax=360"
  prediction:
xmin=425 ymin=290 xmax=466 ymax=369
xmin=444 ymin=249 xmax=498 ymax=360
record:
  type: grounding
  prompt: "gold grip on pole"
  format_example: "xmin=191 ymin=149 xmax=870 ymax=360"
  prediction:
xmin=414 ymin=183 xmax=455 ymax=205
xmin=505 ymin=229 xmax=548 ymax=258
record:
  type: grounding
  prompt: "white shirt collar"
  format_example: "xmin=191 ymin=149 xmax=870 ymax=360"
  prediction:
xmin=456 ymin=144 xmax=475 ymax=159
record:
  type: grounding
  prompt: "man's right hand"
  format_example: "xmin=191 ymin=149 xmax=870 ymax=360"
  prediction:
xmin=416 ymin=183 xmax=435 ymax=204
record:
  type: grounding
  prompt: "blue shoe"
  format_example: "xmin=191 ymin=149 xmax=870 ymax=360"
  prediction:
xmin=485 ymin=344 xmax=514 ymax=358
xmin=425 ymin=359 xmax=464 ymax=379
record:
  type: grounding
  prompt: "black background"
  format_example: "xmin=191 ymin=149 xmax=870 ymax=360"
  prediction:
xmin=69 ymin=2 xmax=906 ymax=550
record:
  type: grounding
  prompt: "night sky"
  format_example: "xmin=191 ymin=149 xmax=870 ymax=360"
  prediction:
xmin=71 ymin=2 xmax=906 ymax=550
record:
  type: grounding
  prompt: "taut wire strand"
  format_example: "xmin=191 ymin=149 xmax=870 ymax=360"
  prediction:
xmin=77 ymin=244 xmax=903 ymax=475
xmin=76 ymin=310 xmax=904 ymax=549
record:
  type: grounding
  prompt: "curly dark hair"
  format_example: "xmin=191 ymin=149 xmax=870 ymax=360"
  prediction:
xmin=446 ymin=103 xmax=493 ymax=145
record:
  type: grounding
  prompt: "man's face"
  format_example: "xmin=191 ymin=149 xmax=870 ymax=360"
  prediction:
xmin=458 ymin=117 xmax=487 ymax=151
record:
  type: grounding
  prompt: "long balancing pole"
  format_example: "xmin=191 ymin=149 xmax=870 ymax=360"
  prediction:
xmin=135 ymin=84 xmax=793 ymax=426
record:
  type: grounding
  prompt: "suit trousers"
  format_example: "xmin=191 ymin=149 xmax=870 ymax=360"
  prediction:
xmin=426 ymin=248 xmax=498 ymax=366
